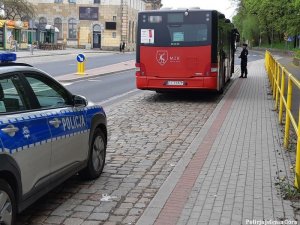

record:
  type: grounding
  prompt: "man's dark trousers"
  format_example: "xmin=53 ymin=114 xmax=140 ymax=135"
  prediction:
xmin=241 ymin=61 xmax=248 ymax=78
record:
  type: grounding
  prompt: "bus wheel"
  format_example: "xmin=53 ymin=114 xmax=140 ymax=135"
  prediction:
xmin=217 ymin=84 xmax=224 ymax=94
xmin=218 ymin=68 xmax=225 ymax=94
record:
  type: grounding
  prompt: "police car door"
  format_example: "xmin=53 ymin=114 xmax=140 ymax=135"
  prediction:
xmin=0 ymin=74 xmax=52 ymax=196
xmin=23 ymin=73 xmax=89 ymax=177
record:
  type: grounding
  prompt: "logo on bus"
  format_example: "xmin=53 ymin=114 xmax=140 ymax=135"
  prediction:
xmin=156 ymin=50 xmax=168 ymax=66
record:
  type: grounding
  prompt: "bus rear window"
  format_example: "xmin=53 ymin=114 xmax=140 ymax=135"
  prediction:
xmin=169 ymin=24 xmax=208 ymax=43
xmin=138 ymin=11 xmax=212 ymax=47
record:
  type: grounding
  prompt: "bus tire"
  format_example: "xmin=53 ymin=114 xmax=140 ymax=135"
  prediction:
xmin=218 ymin=68 xmax=225 ymax=94
xmin=217 ymin=84 xmax=224 ymax=94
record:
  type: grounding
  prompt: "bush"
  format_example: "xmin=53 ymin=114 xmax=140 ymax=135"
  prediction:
xmin=295 ymin=50 xmax=300 ymax=59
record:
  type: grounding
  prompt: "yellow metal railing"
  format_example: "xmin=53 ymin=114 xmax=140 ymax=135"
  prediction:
xmin=265 ymin=51 xmax=300 ymax=189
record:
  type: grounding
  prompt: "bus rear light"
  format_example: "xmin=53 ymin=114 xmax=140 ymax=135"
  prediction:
xmin=210 ymin=63 xmax=218 ymax=76
xmin=211 ymin=68 xmax=218 ymax=73
xmin=211 ymin=63 xmax=218 ymax=73
xmin=136 ymin=63 xmax=142 ymax=76
xmin=136 ymin=63 xmax=141 ymax=71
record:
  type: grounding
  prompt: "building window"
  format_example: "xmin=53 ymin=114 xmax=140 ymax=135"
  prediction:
xmin=94 ymin=0 xmax=100 ymax=3
xmin=113 ymin=16 xmax=117 ymax=21
xmin=68 ymin=0 xmax=76 ymax=3
xmin=54 ymin=0 xmax=63 ymax=3
xmin=54 ymin=18 xmax=62 ymax=39
xmin=112 ymin=32 xmax=116 ymax=38
xmin=68 ymin=18 xmax=77 ymax=39
xmin=39 ymin=17 xmax=47 ymax=29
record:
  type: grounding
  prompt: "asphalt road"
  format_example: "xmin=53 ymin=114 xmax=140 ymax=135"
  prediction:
xmin=18 ymin=52 xmax=135 ymax=77
xmin=64 ymin=69 xmax=137 ymax=105
xmin=62 ymin=50 xmax=265 ymax=107
xmin=18 ymin=48 xmax=263 ymax=79
xmin=235 ymin=48 xmax=265 ymax=65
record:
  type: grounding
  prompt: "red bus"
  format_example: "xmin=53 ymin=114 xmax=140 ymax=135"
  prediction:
xmin=135 ymin=9 xmax=239 ymax=93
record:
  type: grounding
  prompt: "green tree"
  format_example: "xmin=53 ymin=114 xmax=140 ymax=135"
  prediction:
xmin=232 ymin=0 xmax=300 ymax=48
xmin=242 ymin=15 xmax=260 ymax=46
xmin=0 ymin=0 xmax=35 ymax=20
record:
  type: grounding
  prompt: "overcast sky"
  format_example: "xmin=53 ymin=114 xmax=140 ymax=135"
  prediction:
xmin=161 ymin=0 xmax=237 ymax=19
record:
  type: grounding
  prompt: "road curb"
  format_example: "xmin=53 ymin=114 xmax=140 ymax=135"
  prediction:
xmin=136 ymin=75 xmax=240 ymax=225
xmin=57 ymin=68 xmax=135 ymax=82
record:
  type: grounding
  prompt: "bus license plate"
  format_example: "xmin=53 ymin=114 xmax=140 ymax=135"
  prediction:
xmin=166 ymin=81 xmax=184 ymax=86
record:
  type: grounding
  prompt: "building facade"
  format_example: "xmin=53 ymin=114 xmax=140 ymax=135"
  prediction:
xmin=144 ymin=0 xmax=162 ymax=10
xmin=26 ymin=0 xmax=147 ymax=50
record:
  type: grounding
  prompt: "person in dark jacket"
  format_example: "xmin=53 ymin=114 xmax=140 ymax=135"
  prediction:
xmin=239 ymin=43 xmax=248 ymax=78
xmin=122 ymin=41 xmax=126 ymax=53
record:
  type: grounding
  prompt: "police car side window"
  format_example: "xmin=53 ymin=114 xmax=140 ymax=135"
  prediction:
xmin=0 ymin=77 xmax=26 ymax=113
xmin=25 ymin=76 xmax=70 ymax=109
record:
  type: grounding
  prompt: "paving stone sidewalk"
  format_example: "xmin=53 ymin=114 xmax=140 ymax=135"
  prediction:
xmin=137 ymin=59 xmax=298 ymax=225
xmin=17 ymin=87 xmax=222 ymax=225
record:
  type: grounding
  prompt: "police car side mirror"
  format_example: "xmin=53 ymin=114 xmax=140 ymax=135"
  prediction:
xmin=73 ymin=95 xmax=88 ymax=107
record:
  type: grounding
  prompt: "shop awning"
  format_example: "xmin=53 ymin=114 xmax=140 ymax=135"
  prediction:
xmin=45 ymin=24 xmax=54 ymax=30
xmin=0 ymin=20 xmax=6 ymax=28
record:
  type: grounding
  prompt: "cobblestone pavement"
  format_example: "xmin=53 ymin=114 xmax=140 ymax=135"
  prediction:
xmin=17 ymin=88 xmax=227 ymax=225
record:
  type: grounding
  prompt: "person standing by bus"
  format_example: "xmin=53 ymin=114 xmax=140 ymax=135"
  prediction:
xmin=239 ymin=43 xmax=248 ymax=78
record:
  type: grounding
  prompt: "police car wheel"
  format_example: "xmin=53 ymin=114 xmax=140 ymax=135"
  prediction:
xmin=0 ymin=179 xmax=16 ymax=225
xmin=80 ymin=128 xmax=106 ymax=180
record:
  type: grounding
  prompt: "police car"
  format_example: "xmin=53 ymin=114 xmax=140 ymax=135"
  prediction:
xmin=0 ymin=53 xmax=107 ymax=225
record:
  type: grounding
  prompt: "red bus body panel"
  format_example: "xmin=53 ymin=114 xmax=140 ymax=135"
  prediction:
xmin=136 ymin=46 xmax=217 ymax=90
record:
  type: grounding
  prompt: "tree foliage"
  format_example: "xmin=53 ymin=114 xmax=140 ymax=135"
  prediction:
xmin=0 ymin=0 xmax=35 ymax=20
xmin=232 ymin=0 xmax=300 ymax=47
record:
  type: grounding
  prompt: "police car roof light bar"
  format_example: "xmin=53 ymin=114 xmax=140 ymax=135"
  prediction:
xmin=0 ymin=52 xmax=17 ymax=63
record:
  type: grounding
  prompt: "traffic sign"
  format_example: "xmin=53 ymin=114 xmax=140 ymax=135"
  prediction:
xmin=287 ymin=37 xmax=293 ymax=42
xmin=77 ymin=54 xmax=85 ymax=62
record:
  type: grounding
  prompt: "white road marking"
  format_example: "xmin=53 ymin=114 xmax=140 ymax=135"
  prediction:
xmin=88 ymin=79 xmax=102 ymax=82
xmin=62 ymin=82 xmax=73 ymax=86
xmin=95 ymin=89 xmax=140 ymax=106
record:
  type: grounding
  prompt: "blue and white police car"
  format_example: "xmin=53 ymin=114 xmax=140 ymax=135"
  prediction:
xmin=0 ymin=53 xmax=107 ymax=225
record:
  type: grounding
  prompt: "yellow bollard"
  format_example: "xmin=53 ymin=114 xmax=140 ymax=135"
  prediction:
xmin=295 ymin=108 xmax=300 ymax=189
xmin=76 ymin=54 xmax=87 ymax=75
xmin=77 ymin=62 xmax=84 ymax=75
xmin=284 ymin=77 xmax=293 ymax=148
xmin=77 ymin=62 xmax=82 ymax=74
xmin=279 ymin=68 xmax=285 ymax=124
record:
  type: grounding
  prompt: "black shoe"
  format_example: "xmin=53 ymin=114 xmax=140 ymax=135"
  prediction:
xmin=244 ymin=76 xmax=247 ymax=78
xmin=239 ymin=76 xmax=243 ymax=78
